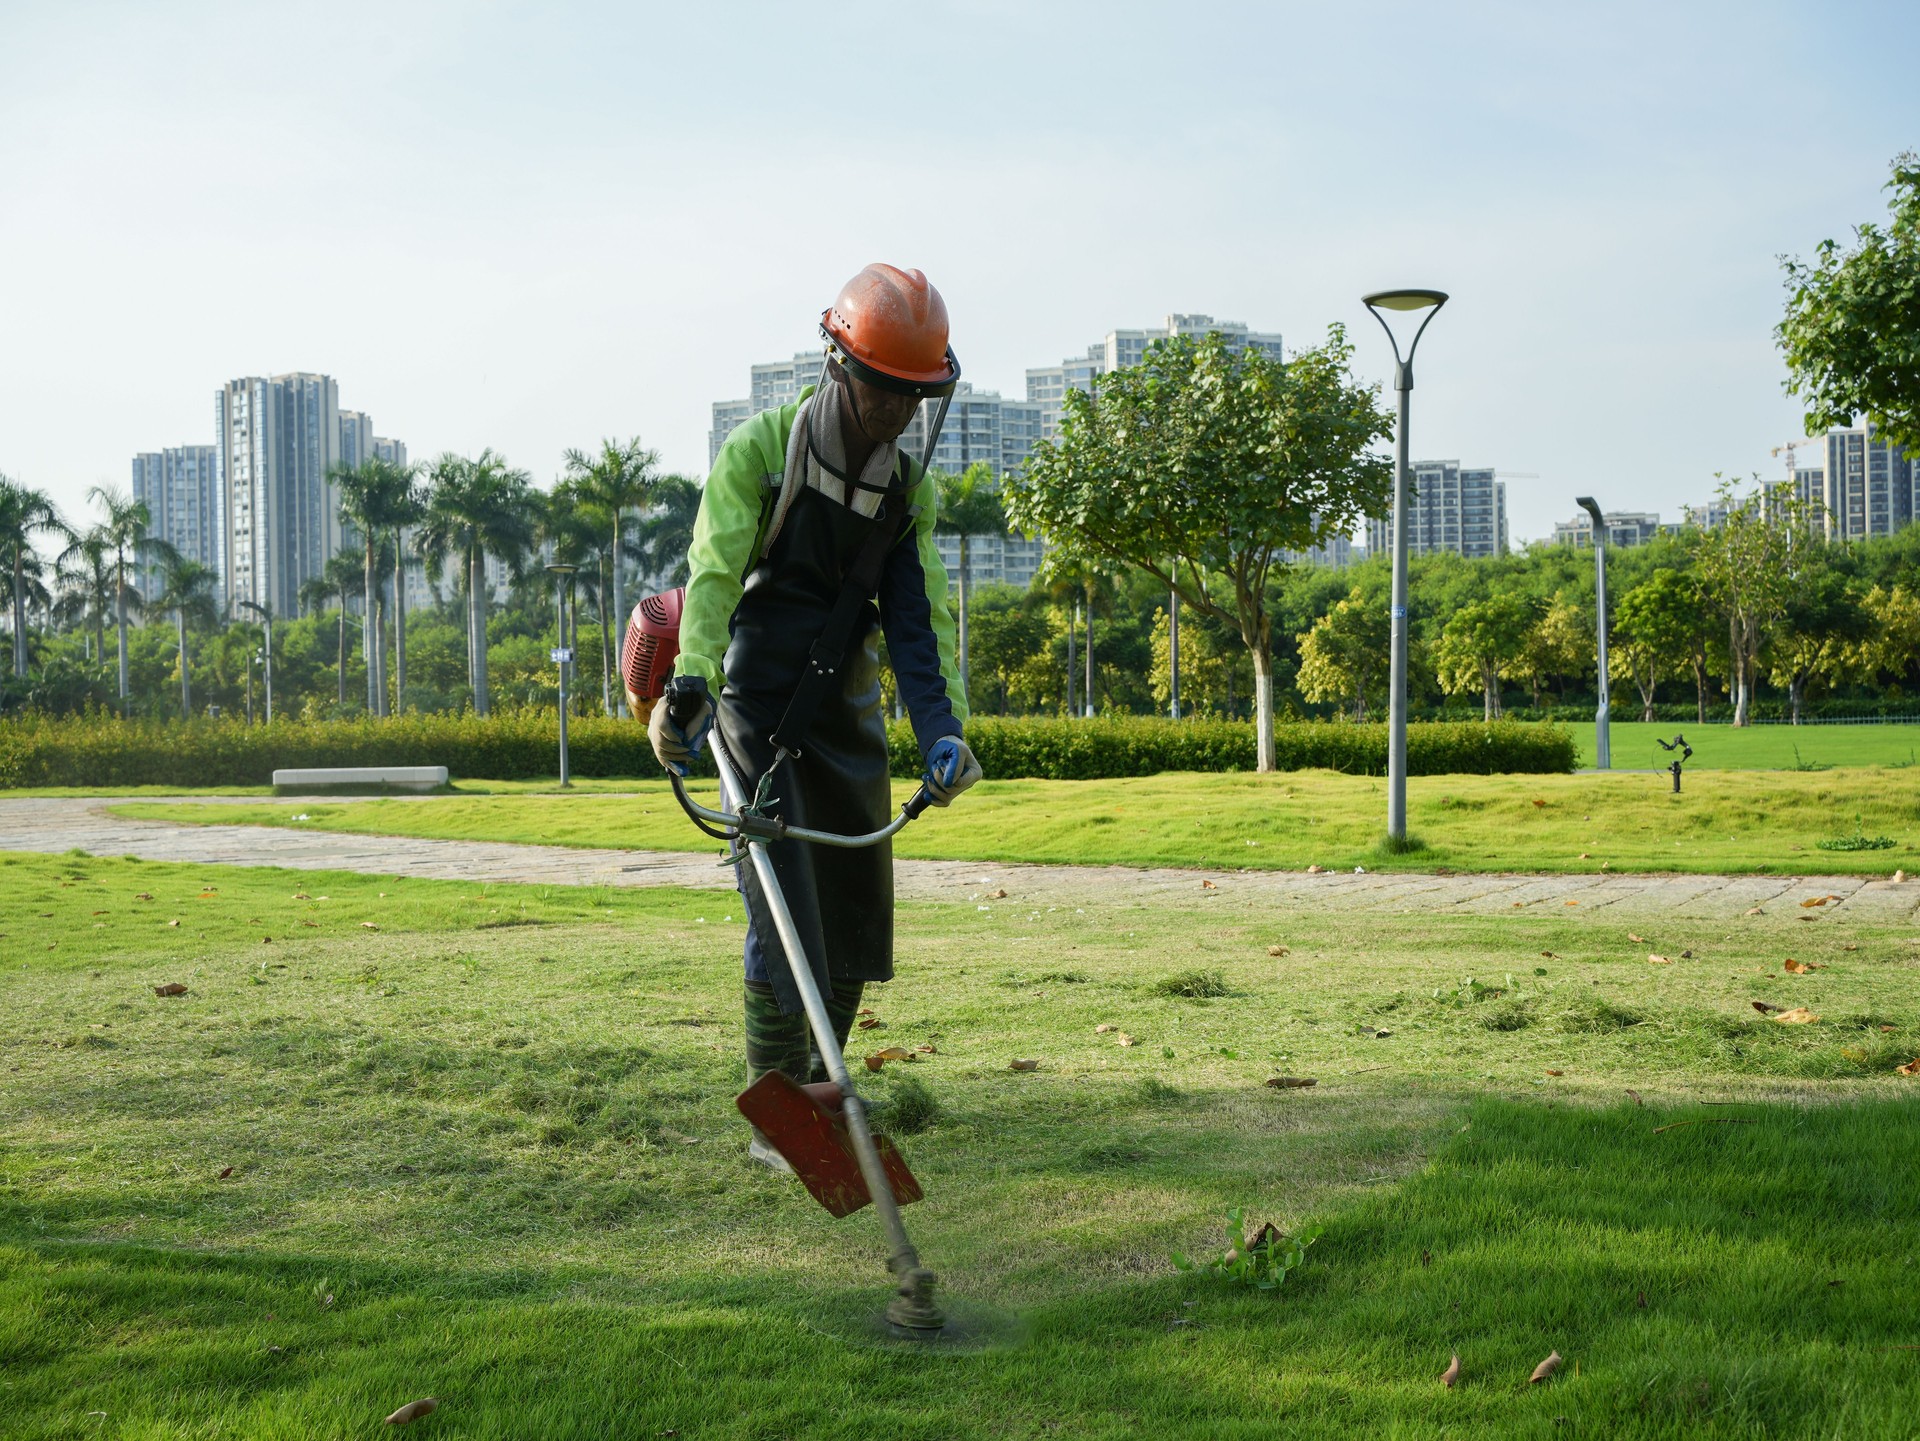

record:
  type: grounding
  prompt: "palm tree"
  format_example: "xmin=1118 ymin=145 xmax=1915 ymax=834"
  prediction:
xmin=85 ymin=486 xmax=156 ymax=708
xmin=0 ymin=476 xmax=64 ymax=679
xmin=417 ymin=450 xmax=537 ymax=716
xmin=333 ymin=457 xmax=420 ymax=717
xmin=1039 ymin=554 xmax=1116 ymax=717
xmin=301 ymin=553 xmax=364 ymax=708
xmin=543 ymin=481 xmax=614 ymax=714
xmin=629 ymin=474 xmax=702 ymax=590
xmin=933 ymin=463 xmax=1007 ymax=680
xmin=560 ymin=438 xmax=658 ymax=717
xmin=56 ymin=527 xmax=115 ymax=665
xmin=150 ymin=551 xmax=213 ymax=718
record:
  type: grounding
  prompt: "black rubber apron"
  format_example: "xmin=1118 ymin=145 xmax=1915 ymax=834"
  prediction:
xmin=720 ymin=480 xmax=901 ymax=1015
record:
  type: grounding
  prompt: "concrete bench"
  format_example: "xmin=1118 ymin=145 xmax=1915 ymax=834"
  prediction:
xmin=272 ymin=765 xmax=450 ymax=796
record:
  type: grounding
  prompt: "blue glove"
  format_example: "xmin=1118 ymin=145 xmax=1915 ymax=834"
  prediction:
xmin=922 ymin=736 xmax=982 ymax=807
xmin=649 ymin=676 xmax=713 ymax=777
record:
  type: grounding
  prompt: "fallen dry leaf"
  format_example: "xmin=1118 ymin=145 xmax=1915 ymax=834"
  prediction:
xmin=989 ymin=888 xmax=1007 ymax=899
xmin=301 ymin=920 xmax=319 ymax=928
xmin=1266 ymin=1076 xmax=1317 ymax=1089
xmin=1843 ymin=943 xmax=1859 ymax=952
xmin=1648 ymin=954 xmax=1672 ymax=965
xmin=1894 ymin=869 xmax=1907 ymax=883
xmin=1116 ymin=1033 xmax=1137 ymax=1047
xmin=1896 ymin=1057 xmax=1920 ymax=1077
xmin=1541 ymin=951 xmax=1558 ymax=959
xmin=385 ymin=1398 xmax=438 ymax=1426
xmin=1095 ymin=1023 xmax=1116 ymax=1034
xmin=1564 ymin=900 xmax=1579 ymax=907
xmin=1267 ymin=945 xmax=1290 ymax=957
xmin=857 ymin=1017 xmax=882 ymax=1030
xmin=292 ymin=893 xmax=311 ymax=901
xmin=1307 ymin=864 xmax=1327 ymax=875
xmin=166 ymin=919 xmax=180 ymax=928
xmin=1625 ymin=1089 xmax=1644 ymax=1106
xmin=1783 ymin=958 xmax=1823 ymax=973
xmin=1628 ymin=933 xmax=1646 ymax=944
xmin=153 ymin=982 xmax=187 ymax=996
xmin=1545 ymin=1069 xmax=1564 ymax=1077
xmin=1532 ymin=797 xmax=1547 ymax=808
xmin=218 ymin=1166 xmax=233 ymax=1179
xmin=1442 ymin=1353 xmax=1461 ymax=1388
xmin=360 ymin=922 xmax=379 ymax=930
xmin=873 ymin=1047 xmax=913 ymax=1064
xmin=1771 ymin=1007 xmax=1820 ymax=1024
xmin=1008 ymin=1058 xmax=1040 ymax=1072
xmin=915 ymin=1044 xmax=937 ymax=1055
xmin=1680 ymin=949 xmax=1693 ymax=959
xmin=1529 ymin=1351 xmax=1563 ymax=1384
xmin=1801 ymin=897 xmax=1829 ymax=909
xmin=864 ymin=1055 xmax=885 ymax=1072
xmin=1751 ymin=1000 xmax=1782 ymax=1015
xmin=1200 ymin=879 xmax=1218 ymax=890
xmin=134 ymin=892 xmax=152 ymax=901
xmin=1744 ymin=906 xmax=1765 ymax=916
xmin=1512 ymin=901 xmax=1525 ymax=908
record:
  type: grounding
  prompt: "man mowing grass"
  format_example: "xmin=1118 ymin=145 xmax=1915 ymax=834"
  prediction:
xmin=641 ymin=263 xmax=983 ymax=1170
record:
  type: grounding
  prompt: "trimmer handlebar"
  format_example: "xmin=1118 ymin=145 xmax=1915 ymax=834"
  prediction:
xmin=666 ymin=745 xmax=934 ymax=848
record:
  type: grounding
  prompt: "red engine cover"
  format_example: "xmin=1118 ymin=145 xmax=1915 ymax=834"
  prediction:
xmin=621 ymin=587 xmax=684 ymax=705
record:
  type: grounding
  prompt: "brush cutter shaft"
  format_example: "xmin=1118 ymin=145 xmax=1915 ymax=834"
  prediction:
xmin=711 ymin=733 xmax=931 ymax=1287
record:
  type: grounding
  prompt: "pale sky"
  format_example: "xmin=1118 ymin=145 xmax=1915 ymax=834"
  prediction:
xmin=3 ymin=0 xmax=1915 ymax=548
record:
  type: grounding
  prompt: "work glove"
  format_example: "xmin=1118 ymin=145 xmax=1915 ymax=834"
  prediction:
xmin=922 ymin=736 xmax=982 ymax=807
xmin=649 ymin=676 xmax=713 ymax=777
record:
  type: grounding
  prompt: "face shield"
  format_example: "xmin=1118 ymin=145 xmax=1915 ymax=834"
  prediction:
xmin=817 ymin=322 xmax=961 ymax=478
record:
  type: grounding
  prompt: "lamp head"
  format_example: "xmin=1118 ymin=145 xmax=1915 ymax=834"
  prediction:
xmin=1362 ymin=289 xmax=1448 ymax=313
xmin=545 ymin=563 xmax=579 ymax=577
xmin=1575 ymin=496 xmax=1605 ymax=527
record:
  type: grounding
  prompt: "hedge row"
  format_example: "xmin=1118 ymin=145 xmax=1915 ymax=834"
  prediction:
xmin=0 ymin=711 xmax=1576 ymax=788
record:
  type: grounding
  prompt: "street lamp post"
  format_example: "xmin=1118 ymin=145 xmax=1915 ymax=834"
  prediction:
xmin=1575 ymin=497 xmax=1611 ymax=770
xmin=1362 ymin=289 xmax=1449 ymax=843
xmin=1168 ymin=588 xmax=1181 ymax=720
xmin=236 ymin=600 xmax=273 ymax=725
xmin=547 ymin=564 xmax=577 ymax=788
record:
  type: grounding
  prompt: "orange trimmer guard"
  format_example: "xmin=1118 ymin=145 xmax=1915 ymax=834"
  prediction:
xmin=736 ymin=1071 xmax=924 ymax=1218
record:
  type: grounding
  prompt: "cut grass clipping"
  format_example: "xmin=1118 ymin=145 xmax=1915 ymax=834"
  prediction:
xmin=4 ymin=850 xmax=1920 ymax=1437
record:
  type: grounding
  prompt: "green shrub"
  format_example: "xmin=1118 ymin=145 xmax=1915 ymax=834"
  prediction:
xmin=0 ymin=711 xmax=1576 ymax=789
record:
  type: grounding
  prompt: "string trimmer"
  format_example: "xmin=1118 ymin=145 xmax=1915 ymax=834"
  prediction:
xmin=665 ymin=719 xmax=947 ymax=1339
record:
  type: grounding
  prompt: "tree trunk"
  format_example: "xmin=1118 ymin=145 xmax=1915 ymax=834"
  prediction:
xmin=337 ymin=605 xmax=348 ymax=707
xmin=394 ymin=538 xmax=408 ymax=715
xmin=469 ymin=547 xmax=490 ymax=716
xmin=1482 ymin=662 xmax=1501 ymax=721
xmin=365 ymin=537 xmax=387 ymax=717
xmin=568 ymin=588 xmax=580 ymax=718
xmin=1252 ymin=644 xmax=1276 ymax=772
xmin=611 ymin=511 xmax=628 ymax=719
xmin=1692 ymin=656 xmax=1708 ymax=723
xmin=1790 ymin=673 xmax=1805 ymax=725
xmin=1730 ymin=617 xmax=1750 ymax=727
xmin=177 ymin=611 xmax=190 ymax=718
xmin=957 ymin=534 xmax=970 ymax=680
xmin=116 ymin=564 xmax=130 ymax=708
xmin=598 ymin=553 xmax=613 ymax=716
xmin=12 ymin=550 xmax=25 ymax=678
xmin=1637 ymin=668 xmax=1657 ymax=724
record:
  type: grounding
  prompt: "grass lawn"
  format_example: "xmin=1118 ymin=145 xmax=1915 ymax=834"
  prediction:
xmin=111 ymin=765 xmax=1920 ymax=876
xmin=3 ymin=850 xmax=1918 ymax=1438
xmin=1570 ymin=720 xmax=1920 ymax=771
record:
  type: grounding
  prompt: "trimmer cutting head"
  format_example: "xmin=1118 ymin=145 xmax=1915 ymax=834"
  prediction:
xmin=736 ymin=1071 xmax=923 ymax=1218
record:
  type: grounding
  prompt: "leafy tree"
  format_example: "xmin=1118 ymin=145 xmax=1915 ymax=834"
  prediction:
xmin=1777 ymin=153 xmax=1920 ymax=449
xmin=417 ymin=450 xmax=537 ymax=716
xmin=1521 ymin=590 xmax=1590 ymax=708
xmin=55 ymin=526 xmax=115 ymax=669
xmin=1692 ymin=479 xmax=1805 ymax=726
xmin=933 ymin=462 xmax=1008 ymax=678
xmin=1008 ymin=328 xmax=1392 ymax=769
xmin=561 ymin=437 xmax=658 ymax=716
xmin=0 ymin=476 xmax=63 ymax=679
xmin=541 ymin=481 xmax=615 ymax=715
xmin=1294 ymin=587 xmax=1390 ymax=721
xmin=963 ymin=585 xmax=1050 ymax=714
xmin=1611 ymin=569 xmax=1704 ymax=721
xmin=1765 ymin=565 xmax=1871 ymax=724
xmin=1836 ymin=582 xmax=1920 ymax=699
xmin=1433 ymin=592 xmax=1540 ymax=720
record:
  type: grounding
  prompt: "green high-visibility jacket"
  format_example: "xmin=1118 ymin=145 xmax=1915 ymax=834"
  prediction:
xmin=674 ymin=388 xmax=969 ymax=755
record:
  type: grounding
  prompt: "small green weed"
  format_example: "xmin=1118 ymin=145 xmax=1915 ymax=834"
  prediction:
xmin=1152 ymin=968 xmax=1231 ymax=999
xmin=1433 ymin=975 xmax=1516 ymax=1008
xmin=875 ymin=1073 xmax=940 ymax=1135
xmin=1816 ymin=817 xmax=1897 ymax=852
xmin=1173 ymin=1207 xmax=1322 ymax=1290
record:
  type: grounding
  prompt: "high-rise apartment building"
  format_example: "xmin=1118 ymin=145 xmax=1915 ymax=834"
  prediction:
xmin=1025 ymin=314 xmax=1284 ymax=440
xmin=338 ymin=412 xmax=408 ymax=472
xmin=373 ymin=437 xmax=408 ymax=467
xmin=216 ymin=373 xmax=343 ymax=618
xmin=1365 ymin=462 xmax=1507 ymax=560
xmin=130 ymin=445 xmax=222 ymax=594
xmin=1551 ymin=510 xmax=1663 ymax=548
xmin=1816 ymin=423 xmax=1914 ymax=541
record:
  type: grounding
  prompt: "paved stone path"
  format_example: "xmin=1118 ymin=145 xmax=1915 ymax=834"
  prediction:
xmin=1 ymin=795 xmax=1914 ymax=923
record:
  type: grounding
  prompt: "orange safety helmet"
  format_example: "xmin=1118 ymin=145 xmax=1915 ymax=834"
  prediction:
xmin=820 ymin=264 xmax=961 ymax=397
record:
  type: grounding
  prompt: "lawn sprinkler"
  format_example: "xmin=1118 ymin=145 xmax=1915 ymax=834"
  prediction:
xmin=663 ymin=706 xmax=952 ymax=1342
xmin=1655 ymin=733 xmax=1692 ymax=793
